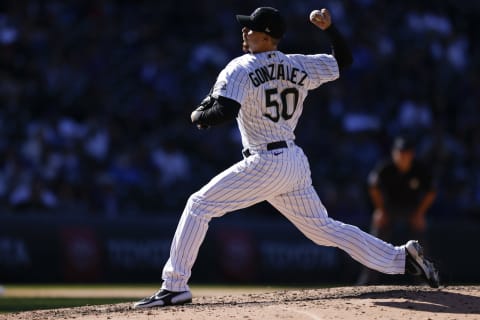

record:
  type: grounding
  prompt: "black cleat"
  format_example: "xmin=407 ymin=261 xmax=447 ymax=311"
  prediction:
xmin=405 ymin=240 xmax=440 ymax=288
xmin=133 ymin=289 xmax=192 ymax=309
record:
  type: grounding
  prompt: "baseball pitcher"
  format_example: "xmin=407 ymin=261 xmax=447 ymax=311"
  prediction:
xmin=134 ymin=7 xmax=440 ymax=308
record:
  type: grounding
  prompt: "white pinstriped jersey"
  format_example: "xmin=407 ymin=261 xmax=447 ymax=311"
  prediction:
xmin=212 ymin=51 xmax=339 ymax=148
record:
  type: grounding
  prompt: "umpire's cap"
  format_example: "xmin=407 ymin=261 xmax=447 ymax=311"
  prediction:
xmin=392 ymin=136 xmax=415 ymax=151
xmin=236 ymin=7 xmax=286 ymax=39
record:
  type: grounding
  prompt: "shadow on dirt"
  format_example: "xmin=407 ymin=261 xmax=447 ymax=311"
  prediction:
xmin=352 ymin=288 xmax=480 ymax=314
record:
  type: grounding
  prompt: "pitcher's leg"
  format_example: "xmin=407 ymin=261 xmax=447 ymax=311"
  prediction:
xmin=162 ymin=195 xmax=211 ymax=292
xmin=356 ymin=217 xmax=394 ymax=285
xmin=162 ymin=156 xmax=290 ymax=291
xmin=269 ymin=186 xmax=406 ymax=274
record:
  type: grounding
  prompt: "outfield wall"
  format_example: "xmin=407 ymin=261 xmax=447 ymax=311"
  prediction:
xmin=0 ymin=213 xmax=478 ymax=284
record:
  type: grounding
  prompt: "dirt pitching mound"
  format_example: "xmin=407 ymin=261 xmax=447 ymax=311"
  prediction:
xmin=3 ymin=285 xmax=480 ymax=320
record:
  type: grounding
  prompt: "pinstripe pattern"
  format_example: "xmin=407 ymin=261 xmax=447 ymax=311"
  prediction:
xmin=212 ymin=51 xmax=338 ymax=149
xmin=161 ymin=51 xmax=406 ymax=292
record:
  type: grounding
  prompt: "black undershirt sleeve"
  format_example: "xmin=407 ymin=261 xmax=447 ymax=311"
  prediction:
xmin=324 ymin=24 xmax=353 ymax=70
xmin=191 ymin=95 xmax=241 ymax=127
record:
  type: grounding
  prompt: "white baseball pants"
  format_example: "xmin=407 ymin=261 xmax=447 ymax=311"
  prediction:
xmin=162 ymin=144 xmax=406 ymax=292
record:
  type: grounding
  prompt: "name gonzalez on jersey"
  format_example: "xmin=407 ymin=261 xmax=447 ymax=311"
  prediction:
xmin=248 ymin=62 xmax=308 ymax=87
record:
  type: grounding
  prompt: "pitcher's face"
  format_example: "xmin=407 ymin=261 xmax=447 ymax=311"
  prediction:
xmin=241 ymin=27 xmax=273 ymax=53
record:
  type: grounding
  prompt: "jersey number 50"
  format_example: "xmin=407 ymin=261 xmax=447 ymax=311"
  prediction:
xmin=264 ymin=87 xmax=299 ymax=122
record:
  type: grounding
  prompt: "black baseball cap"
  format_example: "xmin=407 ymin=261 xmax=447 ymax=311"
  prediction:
xmin=236 ymin=7 xmax=286 ymax=39
xmin=392 ymin=136 xmax=415 ymax=151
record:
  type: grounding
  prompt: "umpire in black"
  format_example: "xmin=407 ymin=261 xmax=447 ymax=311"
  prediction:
xmin=357 ymin=135 xmax=436 ymax=285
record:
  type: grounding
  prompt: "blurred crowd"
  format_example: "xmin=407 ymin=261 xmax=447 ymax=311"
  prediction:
xmin=0 ymin=0 xmax=478 ymax=221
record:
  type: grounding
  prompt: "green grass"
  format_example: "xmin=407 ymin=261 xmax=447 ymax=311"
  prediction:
xmin=1 ymin=283 xmax=158 ymax=290
xmin=0 ymin=283 xmax=343 ymax=313
xmin=0 ymin=297 xmax=134 ymax=313
xmin=0 ymin=284 xmax=152 ymax=313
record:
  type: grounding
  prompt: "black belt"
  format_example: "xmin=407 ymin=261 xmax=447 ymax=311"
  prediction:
xmin=243 ymin=141 xmax=288 ymax=158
